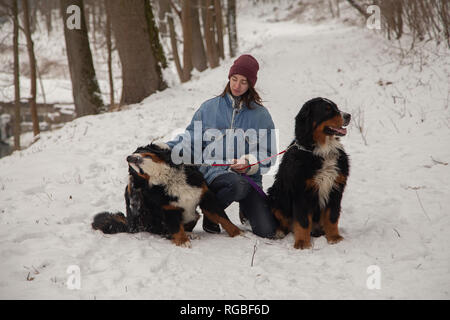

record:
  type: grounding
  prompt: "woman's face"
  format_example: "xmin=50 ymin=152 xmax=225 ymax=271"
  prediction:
xmin=230 ymin=74 xmax=249 ymax=97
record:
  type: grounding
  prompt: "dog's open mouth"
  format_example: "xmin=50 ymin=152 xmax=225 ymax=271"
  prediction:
xmin=324 ymin=126 xmax=347 ymax=136
xmin=128 ymin=163 xmax=151 ymax=180
xmin=127 ymin=155 xmax=144 ymax=173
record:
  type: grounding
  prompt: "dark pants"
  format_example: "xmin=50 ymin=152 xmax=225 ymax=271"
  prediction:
xmin=208 ymin=173 xmax=278 ymax=238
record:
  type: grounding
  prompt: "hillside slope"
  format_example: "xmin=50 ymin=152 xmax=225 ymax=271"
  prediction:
xmin=0 ymin=8 xmax=449 ymax=299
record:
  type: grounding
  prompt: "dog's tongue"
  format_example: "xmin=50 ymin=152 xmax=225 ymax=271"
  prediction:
xmin=335 ymin=127 xmax=347 ymax=135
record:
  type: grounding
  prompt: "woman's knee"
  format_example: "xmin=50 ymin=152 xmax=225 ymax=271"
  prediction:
xmin=250 ymin=218 xmax=278 ymax=238
xmin=240 ymin=192 xmax=278 ymax=238
xmin=229 ymin=179 xmax=251 ymax=200
xmin=212 ymin=174 xmax=250 ymax=199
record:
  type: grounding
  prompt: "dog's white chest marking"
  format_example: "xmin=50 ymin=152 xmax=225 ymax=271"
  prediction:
xmin=166 ymin=173 xmax=203 ymax=223
xmin=313 ymin=139 xmax=343 ymax=209
xmin=314 ymin=156 xmax=339 ymax=209
xmin=140 ymin=160 xmax=202 ymax=223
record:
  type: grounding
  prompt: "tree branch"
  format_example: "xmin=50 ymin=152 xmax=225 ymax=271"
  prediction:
xmin=168 ymin=0 xmax=182 ymax=19
xmin=346 ymin=0 xmax=370 ymax=18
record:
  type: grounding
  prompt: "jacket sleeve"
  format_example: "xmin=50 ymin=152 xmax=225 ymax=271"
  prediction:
xmin=242 ymin=108 xmax=277 ymax=176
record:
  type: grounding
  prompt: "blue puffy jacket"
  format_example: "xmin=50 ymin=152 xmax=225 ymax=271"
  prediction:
xmin=166 ymin=93 xmax=277 ymax=187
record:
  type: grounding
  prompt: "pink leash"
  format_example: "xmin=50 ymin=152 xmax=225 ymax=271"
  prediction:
xmin=210 ymin=148 xmax=289 ymax=170
xmin=209 ymin=148 xmax=291 ymax=200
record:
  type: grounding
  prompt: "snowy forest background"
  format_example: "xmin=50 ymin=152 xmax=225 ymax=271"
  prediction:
xmin=0 ymin=0 xmax=449 ymax=300
xmin=0 ymin=0 xmax=448 ymax=153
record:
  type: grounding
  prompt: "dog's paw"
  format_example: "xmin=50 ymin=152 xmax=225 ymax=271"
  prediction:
xmin=239 ymin=210 xmax=249 ymax=226
xmin=186 ymin=232 xmax=201 ymax=240
xmin=180 ymin=240 xmax=192 ymax=248
xmin=294 ymin=240 xmax=312 ymax=250
xmin=230 ymin=227 xmax=244 ymax=237
xmin=326 ymin=234 xmax=344 ymax=244
xmin=274 ymin=229 xmax=287 ymax=239
xmin=172 ymin=237 xmax=192 ymax=248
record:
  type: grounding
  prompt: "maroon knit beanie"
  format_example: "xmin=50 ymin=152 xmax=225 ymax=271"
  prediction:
xmin=228 ymin=54 xmax=259 ymax=87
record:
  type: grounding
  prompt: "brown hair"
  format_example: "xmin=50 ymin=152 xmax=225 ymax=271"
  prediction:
xmin=220 ymin=81 xmax=263 ymax=109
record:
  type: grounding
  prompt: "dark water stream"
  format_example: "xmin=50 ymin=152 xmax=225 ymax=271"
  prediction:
xmin=0 ymin=142 xmax=13 ymax=159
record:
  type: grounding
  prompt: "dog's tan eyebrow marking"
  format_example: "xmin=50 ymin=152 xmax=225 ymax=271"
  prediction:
xmin=323 ymin=115 xmax=343 ymax=128
xmin=136 ymin=151 xmax=166 ymax=163
xmin=139 ymin=152 xmax=154 ymax=158
xmin=138 ymin=152 xmax=165 ymax=163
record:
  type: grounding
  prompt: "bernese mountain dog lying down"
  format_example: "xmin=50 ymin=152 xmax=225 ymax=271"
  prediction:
xmin=92 ymin=142 xmax=242 ymax=248
xmin=268 ymin=97 xmax=351 ymax=249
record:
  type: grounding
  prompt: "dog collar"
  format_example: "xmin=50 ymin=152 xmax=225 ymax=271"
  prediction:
xmin=291 ymin=141 xmax=313 ymax=153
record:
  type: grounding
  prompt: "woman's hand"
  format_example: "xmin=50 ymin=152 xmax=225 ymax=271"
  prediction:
xmin=230 ymin=158 xmax=250 ymax=174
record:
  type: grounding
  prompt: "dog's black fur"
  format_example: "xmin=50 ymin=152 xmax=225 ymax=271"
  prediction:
xmin=267 ymin=97 xmax=350 ymax=249
xmin=92 ymin=143 xmax=241 ymax=247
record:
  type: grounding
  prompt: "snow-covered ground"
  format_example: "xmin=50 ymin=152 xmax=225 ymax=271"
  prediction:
xmin=0 ymin=3 xmax=449 ymax=299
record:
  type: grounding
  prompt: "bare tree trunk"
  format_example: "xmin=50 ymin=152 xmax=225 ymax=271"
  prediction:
xmin=44 ymin=0 xmax=53 ymax=35
xmin=181 ymin=0 xmax=193 ymax=82
xmin=13 ymin=0 xmax=21 ymax=150
xmin=168 ymin=10 xmax=183 ymax=81
xmin=22 ymin=0 xmax=40 ymax=140
xmin=227 ymin=0 xmax=237 ymax=57
xmin=60 ymin=0 xmax=104 ymax=117
xmin=214 ymin=0 xmax=224 ymax=59
xmin=105 ymin=0 xmax=114 ymax=108
xmin=439 ymin=0 xmax=449 ymax=47
xmin=414 ymin=0 xmax=424 ymax=41
xmin=36 ymin=64 xmax=46 ymax=104
xmin=328 ymin=0 xmax=335 ymax=18
xmin=203 ymin=0 xmax=219 ymax=68
xmin=191 ymin=0 xmax=207 ymax=72
xmin=29 ymin=0 xmax=36 ymax=33
xmin=84 ymin=2 xmax=89 ymax=32
xmin=145 ymin=0 xmax=168 ymax=69
xmin=91 ymin=1 xmax=97 ymax=48
xmin=157 ymin=0 xmax=170 ymax=37
xmin=106 ymin=0 xmax=167 ymax=105
xmin=395 ymin=0 xmax=403 ymax=39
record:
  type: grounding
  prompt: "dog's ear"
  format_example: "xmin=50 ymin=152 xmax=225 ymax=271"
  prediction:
xmin=295 ymin=101 xmax=313 ymax=144
xmin=134 ymin=146 xmax=146 ymax=154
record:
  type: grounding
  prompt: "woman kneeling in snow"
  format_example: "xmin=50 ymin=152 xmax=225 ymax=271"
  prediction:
xmin=165 ymin=54 xmax=278 ymax=238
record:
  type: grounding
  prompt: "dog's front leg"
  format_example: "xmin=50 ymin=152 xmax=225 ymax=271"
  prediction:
xmin=162 ymin=205 xmax=191 ymax=248
xmin=124 ymin=184 xmax=142 ymax=233
xmin=199 ymin=188 xmax=242 ymax=237
xmin=322 ymin=190 xmax=344 ymax=244
xmin=292 ymin=200 xmax=312 ymax=249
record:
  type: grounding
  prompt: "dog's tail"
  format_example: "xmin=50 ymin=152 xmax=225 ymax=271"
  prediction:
xmin=92 ymin=211 xmax=129 ymax=234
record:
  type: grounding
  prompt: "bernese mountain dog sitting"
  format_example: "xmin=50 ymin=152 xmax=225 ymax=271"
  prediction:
xmin=92 ymin=142 xmax=242 ymax=248
xmin=267 ymin=97 xmax=351 ymax=249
